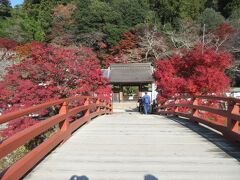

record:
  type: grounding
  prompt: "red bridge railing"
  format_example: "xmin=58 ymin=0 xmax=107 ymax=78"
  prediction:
xmin=0 ymin=96 xmax=112 ymax=179
xmin=155 ymin=95 xmax=240 ymax=143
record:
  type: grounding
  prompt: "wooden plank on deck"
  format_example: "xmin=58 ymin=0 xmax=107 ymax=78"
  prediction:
xmin=25 ymin=113 xmax=240 ymax=180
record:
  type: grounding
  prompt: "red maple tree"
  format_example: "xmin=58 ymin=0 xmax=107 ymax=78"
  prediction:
xmin=0 ymin=38 xmax=18 ymax=62
xmin=0 ymin=38 xmax=17 ymax=50
xmin=119 ymin=32 xmax=136 ymax=50
xmin=154 ymin=46 xmax=231 ymax=103
xmin=213 ymin=23 xmax=235 ymax=41
xmin=0 ymin=42 xmax=112 ymax=138
xmin=15 ymin=42 xmax=38 ymax=59
xmin=102 ymin=32 xmax=138 ymax=68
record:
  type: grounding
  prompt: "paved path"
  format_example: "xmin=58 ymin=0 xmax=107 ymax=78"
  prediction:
xmin=25 ymin=113 xmax=240 ymax=180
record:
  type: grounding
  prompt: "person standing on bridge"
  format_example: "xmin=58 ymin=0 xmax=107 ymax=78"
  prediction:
xmin=142 ymin=92 xmax=151 ymax=114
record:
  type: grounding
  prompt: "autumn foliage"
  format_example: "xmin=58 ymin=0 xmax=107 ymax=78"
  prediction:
xmin=15 ymin=42 xmax=35 ymax=58
xmin=1 ymin=117 xmax=38 ymax=138
xmin=102 ymin=32 xmax=137 ymax=68
xmin=0 ymin=43 xmax=112 ymax=138
xmin=0 ymin=38 xmax=17 ymax=50
xmin=212 ymin=23 xmax=235 ymax=41
xmin=154 ymin=46 xmax=232 ymax=103
xmin=118 ymin=32 xmax=136 ymax=51
xmin=0 ymin=42 xmax=111 ymax=110
xmin=103 ymin=55 xmax=125 ymax=68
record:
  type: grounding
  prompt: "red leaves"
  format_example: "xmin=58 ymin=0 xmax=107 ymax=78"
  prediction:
xmin=193 ymin=67 xmax=230 ymax=94
xmin=103 ymin=55 xmax=125 ymax=68
xmin=119 ymin=32 xmax=136 ymax=50
xmin=98 ymin=42 xmax=107 ymax=49
xmin=154 ymin=59 xmax=187 ymax=102
xmin=1 ymin=118 xmax=38 ymax=139
xmin=0 ymin=42 xmax=112 ymax=138
xmin=154 ymin=46 xmax=231 ymax=102
xmin=15 ymin=42 xmax=39 ymax=58
xmin=102 ymin=31 xmax=137 ymax=68
xmin=0 ymin=38 xmax=17 ymax=50
xmin=213 ymin=23 xmax=235 ymax=41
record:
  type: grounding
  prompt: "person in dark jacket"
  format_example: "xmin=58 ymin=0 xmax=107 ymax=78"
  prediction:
xmin=138 ymin=97 xmax=143 ymax=112
xmin=142 ymin=92 xmax=151 ymax=114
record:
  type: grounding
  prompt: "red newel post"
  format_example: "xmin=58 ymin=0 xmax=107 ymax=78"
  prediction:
xmin=174 ymin=97 xmax=178 ymax=116
xmin=227 ymin=99 xmax=239 ymax=135
xmin=96 ymin=98 xmax=100 ymax=113
xmin=191 ymin=97 xmax=199 ymax=124
xmin=101 ymin=100 xmax=105 ymax=114
xmin=109 ymin=102 xmax=113 ymax=114
xmin=106 ymin=101 xmax=111 ymax=114
xmin=84 ymin=98 xmax=90 ymax=122
xmin=59 ymin=101 xmax=69 ymax=131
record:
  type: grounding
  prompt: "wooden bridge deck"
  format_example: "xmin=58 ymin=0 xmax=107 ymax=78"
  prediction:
xmin=25 ymin=113 xmax=240 ymax=180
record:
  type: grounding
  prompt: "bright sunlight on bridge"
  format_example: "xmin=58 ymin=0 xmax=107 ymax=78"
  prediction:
xmin=25 ymin=113 xmax=240 ymax=180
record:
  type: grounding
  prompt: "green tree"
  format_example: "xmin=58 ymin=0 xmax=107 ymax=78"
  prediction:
xmin=0 ymin=7 xmax=45 ymax=43
xmin=103 ymin=23 xmax=124 ymax=45
xmin=204 ymin=0 xmax=218 ymax=10
xmin=0 ymin=0 xmax=11 ymax=18
xmin=23 ymin=0 xmax=62 ymax=37
xmin=149 ymin=0 xmax=180 ymax=26
xmin=75 ymin=0 xmax=122 ymax=33
xmin=74 ymin=0 xmax=153 ymax=45
xmin=228 ymin=8 xmax=240 ymax=30
xmin=111 ymin=0 xmax=153 ymax=26
xmin=218 ymin=0 xmax=240 ymax=18
xmin=179 ymin=0 xmax=205 ymax=20
xmin=149 ymin=0 xmax=204 ymax=28
xmin=74 ymin=0 xmax=123 ymax=45
xmin=199 ymin=8 xmax=225 ymax=30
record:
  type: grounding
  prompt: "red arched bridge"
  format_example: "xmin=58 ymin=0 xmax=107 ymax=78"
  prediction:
xmin=0 ymin=95 xmax=240 ymax=179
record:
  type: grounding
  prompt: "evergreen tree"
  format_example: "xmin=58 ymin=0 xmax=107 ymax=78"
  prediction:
xmin=0 ymin=7 xmax=45 ymax=43
xmin=218 ymin=0 xmax=240 ymax=17
xmin=205 ymin=0 xmax=218 ymax=10
xmin=229 ymin=8 xmax=240 ymax=30
xmin=0 ymin=0 xmax=11 ymax=18
xmin=111 ymin=0 xmax=153 ymax=27
xmin=149 ymin=0 xmax=205 ymax=28
xmin=74 ymin=0 xmax=153 ymax=45
xmin=179 ymin=0 xmax=205 ymax=20
xmin=149 ymin=0 xmax=180 ymax=27
xmin=199 ymin=8 xmax=225 ymax=30
xmin=23 ymin=0 xmax=61 ymax=36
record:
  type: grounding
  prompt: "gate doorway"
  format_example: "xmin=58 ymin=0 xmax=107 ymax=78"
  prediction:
xmin=122 ymin=86 xmax=139 ymax=102
xmin=112 ymin=83 xmax=154 ymax=103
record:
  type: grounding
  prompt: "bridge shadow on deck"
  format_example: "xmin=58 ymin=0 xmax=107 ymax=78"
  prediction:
xmin=167 ymin=115 xmax=240 ymax=162
xmin=125 ymin=107 xmax=139 ymax=112
xmin=70 ymin=174 xmax=158 ymax=180
xmin=70 ymin=175 xmax=89 ymax=180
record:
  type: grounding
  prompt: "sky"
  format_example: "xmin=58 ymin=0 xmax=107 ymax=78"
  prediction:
xmin=10 ymin=0 xmax=24 ymax=7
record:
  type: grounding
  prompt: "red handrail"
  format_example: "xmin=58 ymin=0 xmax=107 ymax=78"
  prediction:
xmin=155 ymin=95 xmax=240 ymax=143
xmin=0 ymin=96 xmax=112 ymax=179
